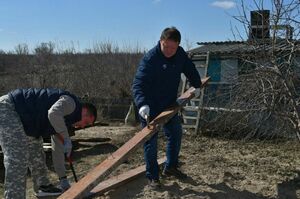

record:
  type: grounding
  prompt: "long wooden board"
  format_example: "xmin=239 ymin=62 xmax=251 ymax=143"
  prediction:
xmin=87 ymin=158 xmax=165 ymax=198
xmin=58 ymin=77 xmax=210 ymax=199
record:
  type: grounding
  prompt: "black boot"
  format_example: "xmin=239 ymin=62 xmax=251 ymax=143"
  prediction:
xmin=162 ymin=167 xmax=188 ymax=179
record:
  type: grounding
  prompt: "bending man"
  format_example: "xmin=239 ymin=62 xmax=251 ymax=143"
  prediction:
xmin=0 ymin=88 xmax=97 ymax=199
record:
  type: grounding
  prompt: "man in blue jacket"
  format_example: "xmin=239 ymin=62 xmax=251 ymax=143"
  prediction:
xmin=0 ymin=88 xmax=97 ymax=199
xmin=132 ymin=27 xmax=201 ymax=188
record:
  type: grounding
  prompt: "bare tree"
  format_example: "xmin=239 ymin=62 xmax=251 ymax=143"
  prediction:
xmin=201 ymin=0 xmax=300 ymax=140
xmin=14 ymin=43 xmax=29 ymax=55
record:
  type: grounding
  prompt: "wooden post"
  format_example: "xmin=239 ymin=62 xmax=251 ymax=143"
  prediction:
xmin=88 ymin=158 xmax=165 ymax=197
xmin=58 ymin=77 xmax=209 ymax=199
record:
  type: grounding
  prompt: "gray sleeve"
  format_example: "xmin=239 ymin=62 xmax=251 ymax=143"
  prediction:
xmin=51 ymin=135 xmax=66 ymax=178
xmin=48 ymin=95 xmax=76 ymax=138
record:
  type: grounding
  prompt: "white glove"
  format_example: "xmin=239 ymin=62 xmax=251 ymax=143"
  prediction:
xmin=192 ymin=88 xmax=201 ymax=98
xmin=139 ymin=105 xmax=150 ymax=119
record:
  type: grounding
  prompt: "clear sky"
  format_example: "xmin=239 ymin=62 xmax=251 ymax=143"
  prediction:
xmin=0 ymin=0 xmax=275 ymax=53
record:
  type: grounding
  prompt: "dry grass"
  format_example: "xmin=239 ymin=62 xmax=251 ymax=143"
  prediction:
xmin=1 ymin=125 xmax=300 ymax=198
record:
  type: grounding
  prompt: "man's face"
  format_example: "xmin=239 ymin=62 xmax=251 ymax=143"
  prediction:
xmin=73 ymin=108 xmax=95 ymax=128
xmin=160 ymin=39 xmax=179 ymax=58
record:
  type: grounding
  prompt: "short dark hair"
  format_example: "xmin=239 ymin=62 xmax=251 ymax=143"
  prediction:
xmin=160 ymin=27 xmax=181 ymax=43
xmin=82 ymin=103 xmax=97 ymax=122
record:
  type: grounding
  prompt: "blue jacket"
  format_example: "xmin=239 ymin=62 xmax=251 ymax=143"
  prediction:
xmin=132 ymin=42 xmax=201 ymax=118
xmin=9 ymin=88 xmax=82 ymax=138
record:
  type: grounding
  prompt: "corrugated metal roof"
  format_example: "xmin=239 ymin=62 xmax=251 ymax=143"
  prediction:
xmin=189 ymin=40 xmax=300 ymax=56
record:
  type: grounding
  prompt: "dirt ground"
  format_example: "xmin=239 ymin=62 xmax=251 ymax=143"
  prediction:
xmin=1 ymin=124 xmax=300 ymax=199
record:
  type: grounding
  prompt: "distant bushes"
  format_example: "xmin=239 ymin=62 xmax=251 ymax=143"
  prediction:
xmin=0 ymin=42 xmax=144 ymax=120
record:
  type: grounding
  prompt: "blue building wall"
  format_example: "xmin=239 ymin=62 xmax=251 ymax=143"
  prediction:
xmin=207 ymin=57 xmax=221 ymax=82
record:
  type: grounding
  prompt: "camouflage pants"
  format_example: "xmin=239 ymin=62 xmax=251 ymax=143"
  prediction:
xmin=0 ymin=95 xmax=50 ymax=199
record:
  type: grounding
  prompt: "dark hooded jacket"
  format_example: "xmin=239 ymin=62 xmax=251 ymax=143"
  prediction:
xmin=132 ymin=42 xmax=201 ymax=118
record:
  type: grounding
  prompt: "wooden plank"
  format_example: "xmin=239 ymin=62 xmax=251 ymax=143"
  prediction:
xmin=87 ymin=158 xmax=165 ymax=198
xmin=58 ymin=101 xmax=184 ymax=199
xmin=58 ymin=77 xmax=210 ymax=199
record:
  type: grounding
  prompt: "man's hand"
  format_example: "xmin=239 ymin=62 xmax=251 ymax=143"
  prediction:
xmin=59 ymin=177 xmax=71 ymax=191
xmin=192 ymin=88 xmax=201 ymax=98
xmin=139 ymin=105 xmax=150 ymax=119
xmin=63 ymin=137 xmax=72 ymax=158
